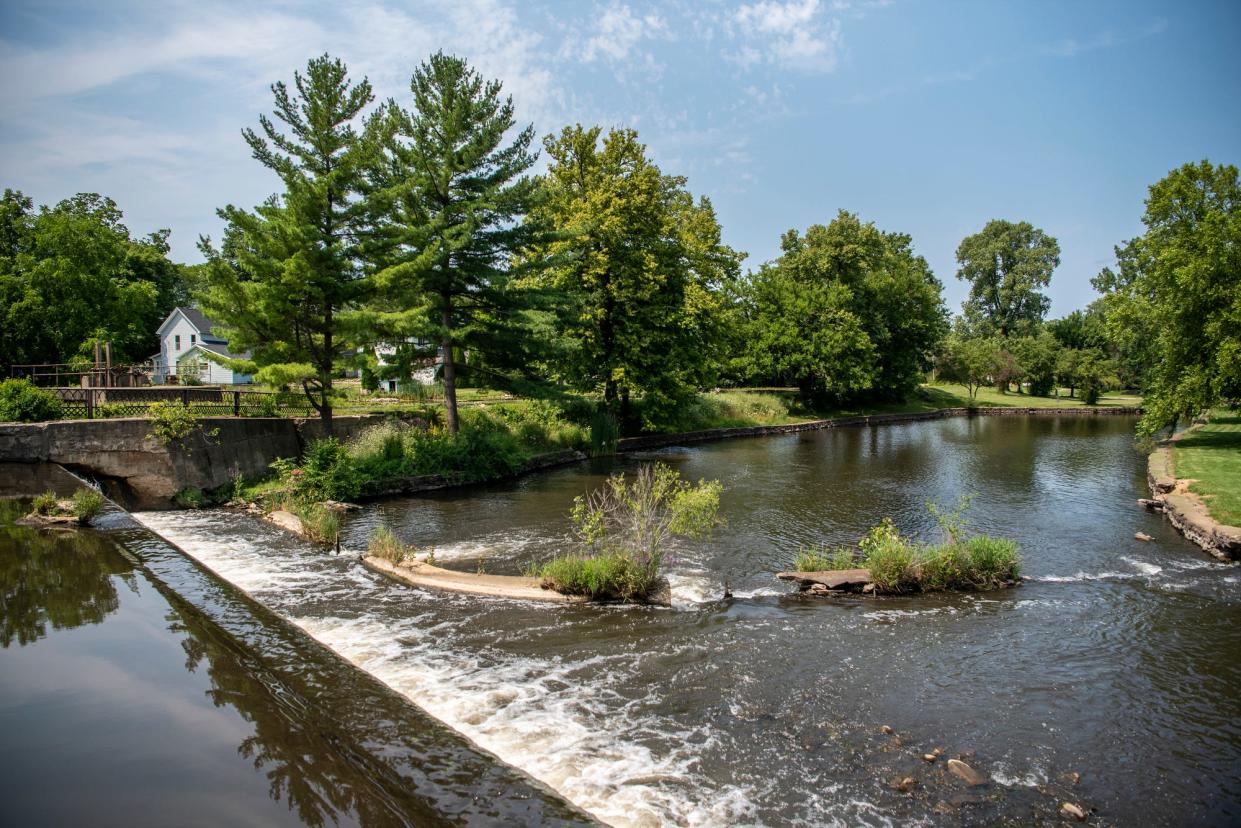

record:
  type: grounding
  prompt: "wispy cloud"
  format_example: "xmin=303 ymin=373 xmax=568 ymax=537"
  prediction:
xmin=1048 ymin=18 xmax=1169 ymax=58
xmin=730 ymin=0 xmax=843 ymax=73
xmin=561 ymin=3 xmax=668 ymax=65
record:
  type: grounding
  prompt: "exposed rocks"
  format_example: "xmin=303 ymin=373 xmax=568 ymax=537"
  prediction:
xmin=946 ymin=758 xmax=988 ymax=786
xmin=880 ymin=725 xmax=894 ymax=735
xmin=363 ymin=554 xmax=592 ymax=604
xmin=1137 ymin=498 xmax=1164 ymax=511
xmin=1061 ymin=801 xmax=1088 ymax=821
xmin=1147 ymin=444 xmax=1241 ymax=561
xmin=1059 ymin=771 xmax=1081 ymax=786
xmin=776 ymin=568 xmax=872 ymax=593
xmin=1134 ymin=532 xmax=1154 ymax=542
xmin=890 ymin=776 xmax=917 ymax=793
xmin=922 ymin=753 xmax=938 ymax=763
xmin=265 ymin=509 xmax=305 ymax=536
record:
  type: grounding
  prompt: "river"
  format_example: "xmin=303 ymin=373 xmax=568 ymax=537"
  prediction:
xmin=7 ymin=414 xmax=1239 ymax=825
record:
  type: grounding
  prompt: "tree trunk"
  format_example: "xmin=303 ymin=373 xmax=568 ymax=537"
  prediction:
xmin=321 ymin=317 xmax=334 ymax=437
xmin=620 ymin=387 xmax=631 ymax=424
xmin=440 ymin=294 xmax=459 ymax=434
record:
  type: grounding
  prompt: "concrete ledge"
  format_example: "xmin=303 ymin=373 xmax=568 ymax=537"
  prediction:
xmin=362 ymin=554 xmax=588 ymax=603
xmin=358 ymin=449 xmax=588 ymax=500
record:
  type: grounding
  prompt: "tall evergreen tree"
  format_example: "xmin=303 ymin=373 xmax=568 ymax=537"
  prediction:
xmin=526 ymin=125 xmax=742 ymax=429
xmin=197 ymin=54 xmax=375 ymax=434
xmin=365 ymin=52 xmax=539 ymax=433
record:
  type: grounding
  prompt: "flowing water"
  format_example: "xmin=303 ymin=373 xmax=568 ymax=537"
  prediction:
xmin=126 ymin=415 xmax=1240 ymax=826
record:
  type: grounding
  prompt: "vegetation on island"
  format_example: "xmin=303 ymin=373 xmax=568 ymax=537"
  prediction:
xmin=532 ymin=463 xmax=722 ymax=602
xmin=26 ymin=488 xmax=105 ymax=527
xmin=796 ymin=496 xmax=1021 ymax=594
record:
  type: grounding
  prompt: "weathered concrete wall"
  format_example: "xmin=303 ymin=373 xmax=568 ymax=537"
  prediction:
xmin=0 ymin=415 xmax=391 ymax=510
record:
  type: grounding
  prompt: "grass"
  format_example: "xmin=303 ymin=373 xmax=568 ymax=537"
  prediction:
xmin=795 ymin=511 xmax=1021 ymax=594
xmin=70 ymin=489 xmax=105 ymax=525
xmin=368 ymin=525 xmax=418 ymax=563
xmin=287 ymin=500 xmax=339 ymax=543
xmin=1173 ymin=409 xmax=1241 ymax=526
xmin=532 ymin=553 xmax=657 ymax=602
xmin=31 ymin=490 xmax=58 ymax=515
xmin=921 ymin=383 xmax=1143 ymax=410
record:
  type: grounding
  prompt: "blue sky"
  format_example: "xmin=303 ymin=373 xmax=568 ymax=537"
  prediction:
xmin=1 ymin=0 xmax=1238 ymax=316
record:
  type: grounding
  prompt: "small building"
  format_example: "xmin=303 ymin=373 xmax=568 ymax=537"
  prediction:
xmin=150 ymin=307 xmax=252 ymax=385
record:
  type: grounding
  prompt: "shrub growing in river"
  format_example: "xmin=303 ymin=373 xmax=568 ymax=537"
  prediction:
xmin=368 ymin=525 xmax=416 ymax=563
xmin=794 ymin=545 xmax=856 ymax=572
xmin=70 ymin=489 xmax=104 ymax=525
xmin=31 ymin=490 xmax=58 ymax=516
xmin=536 ymin=463 xmax=722 ymax=601
xmin=288 ymin=500 xmax=339 ymax=544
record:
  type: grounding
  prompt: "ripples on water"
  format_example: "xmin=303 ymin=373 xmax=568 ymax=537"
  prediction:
xmin=135 ymin=416 xmax=1241 ymax=827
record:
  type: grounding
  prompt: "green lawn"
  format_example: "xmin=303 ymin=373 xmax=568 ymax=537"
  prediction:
xmin=920 ymin=383 xmax=1144 ymax=410
xmin=1173 ymin=410 xmax=1241 ymax=527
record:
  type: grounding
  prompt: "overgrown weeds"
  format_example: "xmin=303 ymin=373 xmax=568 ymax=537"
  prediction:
xmin=70 ymin=489 xmax=104 ymax=525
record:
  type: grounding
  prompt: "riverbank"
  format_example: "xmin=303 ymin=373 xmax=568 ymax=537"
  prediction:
xmin=1147 ymin=411 xmax=1241 ymax=561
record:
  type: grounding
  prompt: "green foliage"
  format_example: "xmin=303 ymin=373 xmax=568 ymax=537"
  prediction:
xmin=365 ymin=52 xmax=540 ymax=434
xmin=525 ymin=125 xmax=744 ymax=430
xmin=1010 ymin=332 xmax=1061 ymax=396
xmin=738 ymin=212 xmax=947 ymax=407
xmin=1093 ymin=160 xmax=1240 ymax=434
xmin=589 ymin=410 xmax=620 ymax=456
xmin=0 ymin=379 xmax=64 ymax=422
xmin=197 ymin=54 xmax=377 ymax=430
xmin=539 ymin=463 xmax=722 ymax=601
xmin=668 ymin=390 xmax=793 ymax=431
xmin=293 ymin=438 xmax=361 ymax=502
xmin=368 ymin=525 xmax=415 ymax=563
xmin=173 ymin=487 xmax=207 ymax=509
xmin=31 ymin=491 xmax=58 ymax=515
xmin=936 ymin=336 xmax=997 ymax=402
xmin=147 ymin=401 xmax=218 ymax=451
xmin=956 ymin=219 xmax=1060 ymax=337
xmin=794 ymin=545 xmax=856 ymax=572
xmin=289 ymin=500 xmax=339 ymax=544
xmin=0 ymin=189 xmax=188 ymax=370
xmin=70 ymin=489 xmax=104 ymax=525
xmin=803 ymin=499 xmax=1021 ymax=594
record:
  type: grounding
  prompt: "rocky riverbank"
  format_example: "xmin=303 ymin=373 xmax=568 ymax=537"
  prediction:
xmin=1146 ymin=443 xmax=1241 ymax=561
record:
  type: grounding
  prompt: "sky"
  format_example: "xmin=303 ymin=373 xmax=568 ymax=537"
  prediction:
xmin=1 ymin=0 xmax=1238 ymax=317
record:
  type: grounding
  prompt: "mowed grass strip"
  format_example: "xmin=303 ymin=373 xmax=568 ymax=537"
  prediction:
xmin=1174 ymin=410 xmax=1241 ymax=527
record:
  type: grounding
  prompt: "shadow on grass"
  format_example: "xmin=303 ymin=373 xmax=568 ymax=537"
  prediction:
xmin=1177 ymin=414 xmax=1241 ymax=450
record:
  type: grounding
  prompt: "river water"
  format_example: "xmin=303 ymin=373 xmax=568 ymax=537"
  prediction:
xmin=128 ymin=415 xmax=1240 ymax=826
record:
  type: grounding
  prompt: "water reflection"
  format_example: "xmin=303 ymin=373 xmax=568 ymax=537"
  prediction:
xmin=0 ymin=499 xmax=135 ymax=647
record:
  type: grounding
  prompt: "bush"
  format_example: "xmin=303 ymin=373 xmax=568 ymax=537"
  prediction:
xmin=289 ymin=500 xmax=339 ymax=543
xmin=537 ymin=463 xmax=722 ymax=602
xmin=347 ymin=411 xmax=530 ymax=486
xmin=859 ymin=519 xmax=919 ymax=593
xmin=148 ymin=401 xmax=218 ymax=451
xmin=368 ymin=525 xmax=415 ymax=563
xmin=173 ymin=487 xmax=207 ymax=509
xmin=297 ymin=438 xmax=361 ymax=501
xmin=589 ymin=410 xmax=620 ymax=456
xmin=0 ymin=379 xmax=64 ymax=423
xmin=70 ymin=489 xmax=104 ymax=525
xmin=31 ymin=490 xmax=58 ymax=515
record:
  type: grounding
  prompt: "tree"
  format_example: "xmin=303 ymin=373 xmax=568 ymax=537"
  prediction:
xmin=1093 ymin=160 xmax=1240 ymax=433
xmin=0 ymin=190 xmax=187 ymax=370
xmin=1010 ymin=331 xmax=1060 ymax=396
xmin=363 ymin=53 xmax=540 ymax=433
xmin=525 ymin=125 xmax=742 ymax=429
xmin=198 ymin=55 xmax=375 ymax=434
xmin=739 ymin=212 xmax=946 ymax=405
xmin=937 ymin=335 xmax=995 ymax=402
xmin=955 ymin=220 xmax=1060 ymax=337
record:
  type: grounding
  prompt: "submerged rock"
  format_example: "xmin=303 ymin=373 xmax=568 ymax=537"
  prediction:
xmin=946 ymin=758 xmax=988 ymax=786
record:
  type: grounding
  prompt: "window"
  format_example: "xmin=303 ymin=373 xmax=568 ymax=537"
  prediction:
xmin=190 ymin=334 xmax=196 ymax=345
xmin=174 ymin=335 xmax=181 ymax=350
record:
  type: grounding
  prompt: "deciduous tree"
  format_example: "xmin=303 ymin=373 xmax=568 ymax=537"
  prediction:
xmin=956 ymin=220 xmax=1059 ymax=337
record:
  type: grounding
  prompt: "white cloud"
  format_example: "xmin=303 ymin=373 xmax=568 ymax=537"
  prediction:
xmin=730 ymin=0 xmax=842 ymax=72
xmin=1048 ymin=18 xmax=1169 ymax=58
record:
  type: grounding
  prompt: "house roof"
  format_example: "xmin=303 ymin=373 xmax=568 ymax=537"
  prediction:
xmin=157 ymin=306 xmax=227 ymax=342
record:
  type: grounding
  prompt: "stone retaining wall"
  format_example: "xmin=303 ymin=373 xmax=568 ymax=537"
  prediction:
xmin=1147 ymin=443 xmax=1241 ymax=561
xmin=0 ymin=415 xmax=391 ymax=510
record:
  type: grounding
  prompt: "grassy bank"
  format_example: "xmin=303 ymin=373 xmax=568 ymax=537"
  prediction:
xmin=1173 ymin=410 xmax=1241 ymax=526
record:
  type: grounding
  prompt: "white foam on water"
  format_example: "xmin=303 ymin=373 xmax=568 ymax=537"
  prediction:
xmin=666 ymin=569 xmax=721 ymax=607
xmin=133 ymin=510 xmax=761 ymax=828
xmin=1121 ymin=557 xmax=1163 ymax=576
xmin=990 ymin=762 xmax=1047 ymax=788
xmin=1030 ymin=571 xmax=1131 ymax=583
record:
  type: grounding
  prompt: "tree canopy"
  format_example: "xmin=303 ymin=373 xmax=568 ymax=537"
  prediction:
xmin=0 ymin=190 xmax=187 ymax=370
xmin=197 ymin=54 xmax=376 ymax=432
xmin=955 ymin=219 xmax=1059 ymax=338
xmin=1094 ymin=160 xmax=1240 ymax=433
xmin=737 ymin=211 xmax=946 ymax=405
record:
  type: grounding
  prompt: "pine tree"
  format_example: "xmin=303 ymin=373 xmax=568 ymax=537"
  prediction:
xmin=198 ymin=54 xmax=375 ymax=434
xmin=366 ymin=52 xmax=539 ymax=433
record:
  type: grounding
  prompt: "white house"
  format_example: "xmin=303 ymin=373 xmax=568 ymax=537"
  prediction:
xmin=149 ymin=307 xmax=252 ymax=385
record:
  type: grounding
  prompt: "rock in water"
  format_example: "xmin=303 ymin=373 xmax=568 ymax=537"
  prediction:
xmin=1061 ymin=801 xmax=1087 ymax=821
xmin=1134 ymin=532 xmax=1154 ymax=542
xmin=946 ymin=758 xmax=987 ymax=786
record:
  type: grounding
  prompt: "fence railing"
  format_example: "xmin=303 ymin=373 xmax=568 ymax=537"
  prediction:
xmin=53 ymin=387 xmax=315 ymax=419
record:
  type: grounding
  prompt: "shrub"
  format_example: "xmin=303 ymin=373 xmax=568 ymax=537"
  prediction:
xmin=173 ymin=487 xmax=207 ymax=509
xmin=538 ymin=463 xmax=722 ymax=601
xmin=0 ymin=379 xmax=64 ymax=423
xmin=297 ymin=438 xmax=361 ymax=501
xmin=859 ymin=519 xmax=919 ymax=593
xmin=289 ymin=500 xmax=339 ymax=543
xmin=70 ymin=489 xmax=105 ymax=525
xmin=589 ymin=410 xmax=620 ymax=456
xmin=31 ymin=490 xmax=58 ymax=515
xmin=368 ymin=525 xmax=415 ymax=563
xmin=962 ymin=535 xmax=1021 ymax=587
xmin=148 ymin=401 xmax=218 ymax=451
